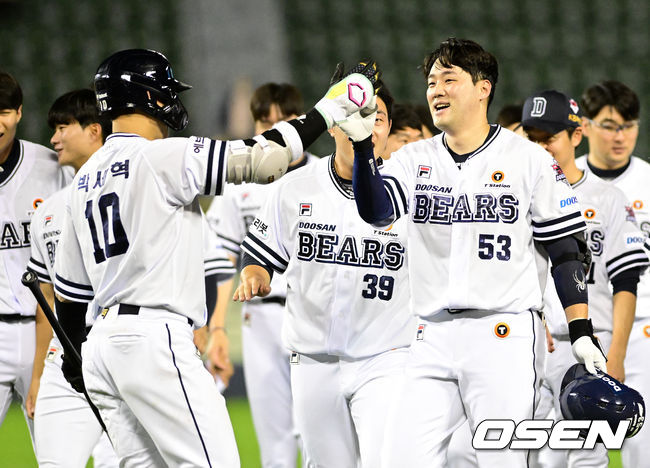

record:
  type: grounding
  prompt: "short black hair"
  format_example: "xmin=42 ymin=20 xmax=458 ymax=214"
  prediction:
xmin=48 ymin=89 xmax=112 ymax=142
xmin=423 ymin=37 xmax=499 ymax=106
xmin=580 ymin=80 xmax=640 ymax=121
xmin=0 ymin=70 xmax=23 ymax=110
xmin=497 ymin=103 xmax=523 ymax=128
xmin=250 ymin=83 xmax=304 ymax=122
xmin=390 ymin=103 xmax=422 ymax=134
xmin=376 ymin=80 xmax=394 ymax=121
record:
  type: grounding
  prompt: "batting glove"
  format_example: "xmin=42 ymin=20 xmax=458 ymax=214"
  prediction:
xmin=337 ymin=105 xmax=377 ymax=142
xmin=569 ymin=318 xmax=607 ymax=375
xmin=314 ymin=60 xmax=380 ymax=129
xmin=61 ymin=354 xmax=86 ymax=394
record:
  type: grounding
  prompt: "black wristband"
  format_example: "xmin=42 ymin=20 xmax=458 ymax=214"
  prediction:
xmin=568 ymin=318 xmax=594 ymax=344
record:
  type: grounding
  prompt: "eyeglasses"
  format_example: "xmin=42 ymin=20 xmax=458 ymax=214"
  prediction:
xmin=587 ymin=119 xmax=640 ymax=134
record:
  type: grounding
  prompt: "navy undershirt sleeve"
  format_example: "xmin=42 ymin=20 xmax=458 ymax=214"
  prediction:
xmin=241 ymin=252 xmax=274 ymax=281
xmin=351 ymin=136 xmax=395 ymax=225
xmin=611 ymin=267 xmax=641 ymax=295
xmin=541 ymin=235 xmax=589 ymax=308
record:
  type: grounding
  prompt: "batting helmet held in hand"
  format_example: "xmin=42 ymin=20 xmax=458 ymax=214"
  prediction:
xmin=94 ymin=49 xmax=191 ymax=131
xmin=560 ymin=363 xmax=645 ymax=438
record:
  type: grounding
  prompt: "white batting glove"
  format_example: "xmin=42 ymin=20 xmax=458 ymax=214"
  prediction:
xmin=314 ymin=72 xmax=376 ymax=129
xmin=337 ymin=101 xmax=377 ymax=142
xmin=572 ymin=336 xmax=607 ymax=375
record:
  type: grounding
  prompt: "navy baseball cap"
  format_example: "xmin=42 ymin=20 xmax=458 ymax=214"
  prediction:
xmin=521 ymin=90 xmax=582 ymax=135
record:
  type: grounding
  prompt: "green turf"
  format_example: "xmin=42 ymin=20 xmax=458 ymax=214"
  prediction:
xmin=0 ymin=400 xmax=624 ymax=467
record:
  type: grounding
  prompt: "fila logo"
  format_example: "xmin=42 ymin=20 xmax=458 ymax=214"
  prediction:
xmin=416 ymin=324 xmax=425 ymax=340
xmin=569 ymin=98 xmax=580 ymax=114
xmin=299 ymin=203 xmax=312 ymax=216
xmin=44 ymin=215 xmax=53 ymax=227
xmin=418 ymin=165 xmax=431 ymax=178
xmin=530 ymin=97 xmax=547 ymax=117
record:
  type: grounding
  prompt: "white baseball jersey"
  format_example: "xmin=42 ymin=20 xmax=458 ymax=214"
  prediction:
xmin=577 ymin=155 xmax=650 ymax=319
xmin=29 ymin=186 xmax=232 ymax=339
xmin=206 ymin=153 xmax=318 ymax=300
xmin=54 ymin=133 xmax=232 ymax=327
xmin=241 ymin=155 xmax=415 ymax=358
xmin=542 ymin=171 xmax=649 ymax=335
xmin=0 ymin=139 xmax=71 ymax=316
xmin=380 ymin=126 xmax=587 ymax=317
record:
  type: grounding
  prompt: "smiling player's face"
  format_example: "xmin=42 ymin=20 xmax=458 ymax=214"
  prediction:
xmin=0 ymin=106 xmax=21 ymax=162
xmin=426 ymin=61 xmax=489 ymax=133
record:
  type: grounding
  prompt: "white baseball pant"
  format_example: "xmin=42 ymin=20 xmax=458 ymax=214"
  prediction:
xmin=290 ymin=347 xmax=409 ymax=468
xmin=34 ymin=347 xmax=118 ymax=467
xmin=382 ymin=310 xmax=545 ymax=468
xmin=0 ymin=320 xmax=35 ymax=443
xmin=81 ymin=306 xmax=239 ymax=467
xmin=242 ymin=300 xmax=298 ymax=468
xmin=621 ymin=317 xmax=650 ymax=468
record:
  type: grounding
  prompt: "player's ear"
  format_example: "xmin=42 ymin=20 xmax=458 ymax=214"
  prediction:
xmin=87 ymin=122 xmax=103 ymax=142
xmin=16 ymin=105 xmax=22 ymax=123
xmin=571 ymin=127 xmax=584 ymax=148
xmin=478 ymin=79 xmax=492 ymax=103
xmin=581 ymin=118 xmax=591 ymax=138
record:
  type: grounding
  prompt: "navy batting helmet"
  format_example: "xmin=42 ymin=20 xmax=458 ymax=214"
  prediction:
xmin=560 ymin=363 xmax=645 ymax=438
xmin=94 ymin=49 xmax=191 ymax=131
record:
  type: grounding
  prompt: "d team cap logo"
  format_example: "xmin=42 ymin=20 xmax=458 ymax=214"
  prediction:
xmin=491 ymin=171 xmax=505 ymax=183
xmin=530 ymin=97 xmax=547 ymax=117
xmin=494 ymin=322 xmax=510 ymax=338
xmin=584 ymin=208 xmax=596 ymax=219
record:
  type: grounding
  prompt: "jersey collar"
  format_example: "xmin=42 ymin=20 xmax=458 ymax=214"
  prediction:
xmin=105 ymin=133 xmax=146 ymax=142
xmin=442 ymin=124 xmax=501 ymax=169
xmin=328 ymin=154 xmax=354 ymax=199
xmin=0 ymin=139 xmax=23 ymax=187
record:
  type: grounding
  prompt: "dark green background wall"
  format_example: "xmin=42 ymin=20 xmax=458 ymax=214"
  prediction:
xmin=2 ymin=0 xmax=649 ymax=158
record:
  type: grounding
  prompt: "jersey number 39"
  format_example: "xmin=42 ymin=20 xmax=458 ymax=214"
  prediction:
xmin=85 ymin=192 xmax=130 ymax=264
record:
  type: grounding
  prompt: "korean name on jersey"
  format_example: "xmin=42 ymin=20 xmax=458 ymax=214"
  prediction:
xmin=380 ymin=127 xmax=587 ymax=317
xmin=542 ymin=171 xmax=649 ymax=336
xmin=241 ymin=156 xmax=415 ymax=359
xmin=54 ymin=134 xmax=229 ymax=327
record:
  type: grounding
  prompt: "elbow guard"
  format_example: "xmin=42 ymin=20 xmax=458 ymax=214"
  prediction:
xmin=226 ymin=137 xmax=291 ymax=185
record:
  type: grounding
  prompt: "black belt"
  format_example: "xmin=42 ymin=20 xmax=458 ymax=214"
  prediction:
xmin=0 ymin=314 xmax=36 ymax=323
xmin=260 ymin=296 xmax=286 ymax=306
xmin=117 ymin=304 xmax=193 ymax=326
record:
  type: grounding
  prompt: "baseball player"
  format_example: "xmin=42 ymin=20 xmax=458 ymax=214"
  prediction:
xmin=51 ymin=49 xmax=376 ymax=467
xmin=205 ymin=82 xmax=318 ymax=468
xmin=26 ymin=88 xmax=118 ymax=467
xmin=347 ymin=38 xmax=606 ymax=467
xmin=384 ymin=103 xmax=423 ymax=158
xmin=576 ymin=80 xmax=650 ymax=468
xmin=233 ymin=80 xmax=417 ymax=468
xmin=521 ymin=90 xmax=648 ymax=468
xmin=0 ymin=70 xmax=71 ymax=442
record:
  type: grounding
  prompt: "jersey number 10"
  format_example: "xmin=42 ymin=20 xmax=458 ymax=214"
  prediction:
xmin=85 ymin=192 xmax=130 ymax=264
